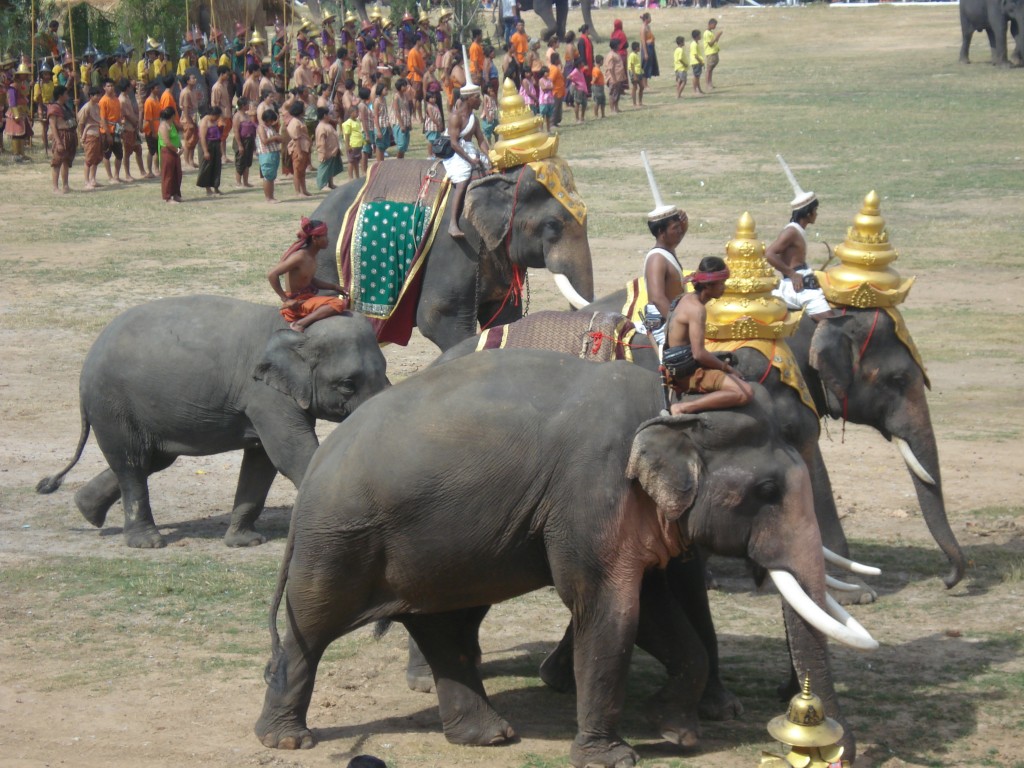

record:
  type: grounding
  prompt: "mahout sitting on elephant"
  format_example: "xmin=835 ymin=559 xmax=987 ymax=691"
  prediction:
xmin=254 ymin=350 xmax=876 ymax=766
xmin=37 ymin=296 xmax=388 ymax=549
xmin=310 ymin=157 xmax=594 ymax=352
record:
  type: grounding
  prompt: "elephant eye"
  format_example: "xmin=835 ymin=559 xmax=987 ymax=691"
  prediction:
xmin=887 ymin=371 xmax=908 ymax=390
xmin=336 ymin=379 xmax=355 ymax=396
xmin=542 ymin=218 xmax=563 ymax=239
xmin=754 ymin=479 xmax=782 ymax=504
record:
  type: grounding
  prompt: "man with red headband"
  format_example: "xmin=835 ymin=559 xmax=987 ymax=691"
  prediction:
xmin=268 ymin=218 xmax=349 ymax=332
xmin=663 ymin=256 xmax=753 ymax=415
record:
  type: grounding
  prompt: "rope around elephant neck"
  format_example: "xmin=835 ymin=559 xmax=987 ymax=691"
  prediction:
xmin=481 ymin=165 xmax=530 ymax=330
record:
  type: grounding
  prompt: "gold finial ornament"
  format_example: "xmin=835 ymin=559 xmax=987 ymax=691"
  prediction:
xmin=249 ymin=29 xmax=266 ymax=46
xmin=370 ymin=4 xmax=384 ymax=21
xmin=488 ymin=78 xmax=559 ymax=170
xmin=705 ymin=212 xmax=801 ymax=340
xmin=760 ymin=677 xmax=849 ymax=768
xmin=817 ymin=190 xmax=914 ymax=309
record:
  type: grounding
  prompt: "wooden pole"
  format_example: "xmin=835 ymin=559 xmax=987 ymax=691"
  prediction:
xmin=30 ymin=0 xmax=36 ymax=120
xmin=66 ymin=0 xmax=78 ymax=110
xmin=282 ymin=0 xmax=289 ymax=90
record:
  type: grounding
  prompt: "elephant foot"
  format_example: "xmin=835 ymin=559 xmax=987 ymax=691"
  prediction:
xmin=698 ymin=677 xmax=744 ymax=721
xmin=539 ymin=642 xmax=575 ymax=693
xmin=643 ymin=686 xmax=700 ymax=748
xmin=255 ymin=715 xmax=316 ymax=750
xmin=405 ymin=666 xmax=434 ymax=693
xmin=124 ymin=520 xmax=167 ymax=549
xmin=830 ymin=581 xmax=877 ymax=606
xmin=442 ymin=711 xmax=516 ymax=746
xmin=224 ymin=525 xmax=267 ymax=548
xmin=74 ymin=484 xmax=117 ymax=528
xmin=569 ymin=736 xmax=638 ymax=768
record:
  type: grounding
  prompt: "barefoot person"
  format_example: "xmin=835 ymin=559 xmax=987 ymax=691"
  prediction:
xmin=48 ymin=85 xmax=77 ymax=194
xmin=196 ymin=106 xmax=224 ymax=195
xmin=442 ymin=47 xmax=490 ymax=239
xmin=663 ymin=256 xmax=753 ymax=415
xmin=157 ymin=106 xmax=184 ymax=203
xmin=267 ymin=218 xmax=349 ymax=332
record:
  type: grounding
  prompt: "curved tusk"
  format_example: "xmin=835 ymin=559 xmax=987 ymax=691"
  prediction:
xmin=822 ymin=546 xmax=882 ymax=577
xmin=770 ymin=570 xmax=879 ymax=651
xmin=893 ymin=437 xmax=937 ymax=486
xmin=553 ymin=274 xmax=591 ymax=310
xmin=825 ymin=575 xmax=862 ymax=592
xmin=825 ymin=594 xmax=876 ymax=646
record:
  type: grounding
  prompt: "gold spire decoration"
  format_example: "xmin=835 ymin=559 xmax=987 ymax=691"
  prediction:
xmin=706 ymin=212 xmax=801 ymax=340
xmin=488 ymin=78 xmax=559 ymax=171
xmin=817 ymin=190 xmax=914 ymax=309
xmin=760 ymin=677 xmax=849 ymax=768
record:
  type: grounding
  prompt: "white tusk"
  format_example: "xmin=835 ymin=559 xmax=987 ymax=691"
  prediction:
xmin=553 ymin=274 xmax=591 ymax=310
xmin=822 ymin=546 xmax=882 ymax=577
xmin=769 ymin=570 xmax=879 ymax=651
xmin=825 ymin=575 xmax=862 ymax=592
xmin=825 ymin=594 xmax=876 ymax=647
xmin=893 ymin=437 xmax=937 ymax=486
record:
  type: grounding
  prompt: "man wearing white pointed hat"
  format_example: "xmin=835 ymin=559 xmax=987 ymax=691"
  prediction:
xmin=639 ymin=150 xmax=689 ymax=345
xmin=766 ymin=155 xmax=835 ymax=320
xmin=442 ymin=46 xmax=490 ymax=239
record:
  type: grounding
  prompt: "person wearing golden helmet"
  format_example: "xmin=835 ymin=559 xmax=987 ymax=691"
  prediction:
xmin=639 ymin=151 xmax=689 ymax=344
xmin=6 ymin=61 xmax=34 ymax=161
xmin=442 ymin=47 xmax=490 ymax=240
xmin=766 ymin=155 xmax=836 ymax=320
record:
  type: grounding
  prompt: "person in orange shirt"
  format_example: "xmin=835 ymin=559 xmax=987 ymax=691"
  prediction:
xmin=158 ymin=75 xmax=180 ymax=129
xmin=141 ymin=81 xmax=161 ymax=178
xmin=591 ymin=54 xmax=606 ymax=119
xmin=509 ymin=21 xmax=528 ymax=69
xmin=406 ymin=37 xmax=426 ymax=121
xmin=548 ymin=53 xmax=565 ymax=128
xmin=468 ymin=28 xmax=485 ymax=83
xmin=98 ymin=79 xmax=127 ymax=183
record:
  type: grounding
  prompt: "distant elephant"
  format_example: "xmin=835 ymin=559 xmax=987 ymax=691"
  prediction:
xmin=313 ymin=160 xmax=594 ymax=352
xmin=254 ymin=351 xmax=876 ymax=766
xmin=37 ymin=296 xmax=389 ymax=549
xmin=959 ymin=0 xmax=1024 ymax=65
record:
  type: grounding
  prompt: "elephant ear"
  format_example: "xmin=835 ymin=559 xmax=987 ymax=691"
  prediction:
xmin=809 ymin=315 xmax=857 ymax=409
xmin=626 ymin=414 xmax=704 ymax=522
xmin=253 ymin=330 xmax=314 ymax=411
xmin=463 ymin=173 xmax=515 ymax=254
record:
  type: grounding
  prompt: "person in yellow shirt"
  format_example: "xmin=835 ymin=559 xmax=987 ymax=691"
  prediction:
xmin=34 ymin=64 xmax=56 ymax=153
xmin=108 ymin=51 xmax=127 ymax=84
xmin=673 ymin=36 xmax=689 ymax=99
xmin=689 ymin=30 xmax=705 ymax=96
xmin=702 ymin=18 xmax=722 ymax=90
xmin=626 ymin=41 xmax=642 ymax=107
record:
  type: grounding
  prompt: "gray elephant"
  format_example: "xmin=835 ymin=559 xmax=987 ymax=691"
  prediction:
xmin=254 ymin=350 xmax=876 ymax=766
xmin=960 ymin=0 xmax=1024 ymax=65
xmin=312 ymin=159 xmax=594 ymax=352
xmin=37 ymin=296 xmax=388 ymax=549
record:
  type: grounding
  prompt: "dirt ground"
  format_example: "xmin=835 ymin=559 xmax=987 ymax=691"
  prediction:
xmin=2 ymin=5 xmax=1024 ymax=768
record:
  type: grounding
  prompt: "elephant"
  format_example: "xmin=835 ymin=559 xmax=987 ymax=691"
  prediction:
xmin=36 ymin=296 xmax=389 ymax=549
xmin=312 ymin=160 xmax=594 ymax=353
xmin=254 ymin=350 xmax=876 ymax=766
xmin=959 ymin=0 xmax=1024 ymax=65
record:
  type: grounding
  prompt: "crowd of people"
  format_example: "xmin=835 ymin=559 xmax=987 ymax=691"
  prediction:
xmin=3 ymin=8 xmax=728 ymax=198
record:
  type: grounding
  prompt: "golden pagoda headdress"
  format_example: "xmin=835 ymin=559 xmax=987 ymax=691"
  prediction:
xmin=777 ymin=154 xmax=816 ymax=211
xmin=641 ymin=150 xmax=682 ymax=225
xmin=488 ymin=77 xmax=559 ymax=171
xmin=817 ymin=190 xmax=914 ymax=308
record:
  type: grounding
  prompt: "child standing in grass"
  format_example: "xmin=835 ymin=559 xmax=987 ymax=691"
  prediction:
xmin=627 ymin=41 xmax=643 ymax=107
xmin=538 ymin=68 xmax=554 ymax=132
xmin=519 ymin=69 xmax=538 ymax=115
xmin=674 ymin=36 xmax=689 ymax=99
xmin=689 ymin=31 xmax=706 ymax=96
xmin=567 ymin=64 xmax=588 ymax=124
xmin=591 ymin=55 xmax=606 ymax=118
xmin=341 ymin=106 xmax=364 ymax=179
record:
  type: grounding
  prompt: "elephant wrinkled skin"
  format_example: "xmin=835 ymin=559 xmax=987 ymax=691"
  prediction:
xmin=254 ymin=351 xmax=872 ymax=766
xmin=312 ymin=161 xmax=594 ymax=352
xmin=37 ymin=296 xmax=388 ymax=549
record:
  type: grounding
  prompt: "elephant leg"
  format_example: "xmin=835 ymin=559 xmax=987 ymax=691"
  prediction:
xmin=538 ymin=621 xmax=575 ymax=693
xmin=402 ymin=610 xmax=515 ymax=746
xmin=554 ymin=0 xmax=568 ymax=40
xmin=224 ymin=445 xmax=277 ymax=548
xmin=407 ymin=605 xmax=488 ymax=693
xmin=74 ymin=468 xmax=122 ymax=528
xmin=567 ymin=577 xmax=641 ymax=768
xmin=112 ymin=458 xmax=172 ymax=549
xmin=665 ymin=555 xmax=743 ymax=722
xmin=533 ymin=3 xmax=558 ymax=41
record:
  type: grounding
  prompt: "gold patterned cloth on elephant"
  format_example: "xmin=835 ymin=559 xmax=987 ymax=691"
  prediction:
xmin=475 ymin=310 xmax=647 ymax=363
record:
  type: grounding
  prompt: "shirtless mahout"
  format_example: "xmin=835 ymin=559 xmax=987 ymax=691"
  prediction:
xmin=267 ymin=217 xmax=349 ymax=332
xmin=663 ymin=256 xmax=753 ymax=416
xmin=640 ymin=150 xmax=688 ymax=345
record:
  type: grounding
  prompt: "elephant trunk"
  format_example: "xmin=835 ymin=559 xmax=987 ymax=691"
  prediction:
xmin=545 ymin=243 xmax=595 ymax=310
xmin=885 ymin=390 xmax=967 ymax=589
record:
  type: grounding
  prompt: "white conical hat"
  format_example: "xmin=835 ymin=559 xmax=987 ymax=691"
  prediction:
xmin=777 ymin=154 xmax=816 ymax=210
xmin=642 ymin=150 xmax=680 ymax=223
xmin=460 ymin=44 xmax=480 ymax=97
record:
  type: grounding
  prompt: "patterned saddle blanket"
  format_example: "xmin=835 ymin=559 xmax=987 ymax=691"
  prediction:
xmin=337 ymin=159 xmax=451 ymax=345
xmin=475 ymin=310 xmax=644 ymax=363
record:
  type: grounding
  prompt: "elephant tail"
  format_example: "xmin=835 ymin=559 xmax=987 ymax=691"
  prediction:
xmin=36 ymin=407 xmax=91 ymax=495
xmin=264 ymin=500 xmax=300 ymax=686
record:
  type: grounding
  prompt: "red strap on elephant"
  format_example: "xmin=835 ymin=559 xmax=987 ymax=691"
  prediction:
xmin=758 ymin=340 xmax=776 ymax=385
xmin=836 ymin=307 xmax=880 ymax=442
xmin=482 ymin=166 xmax=530 ymax=330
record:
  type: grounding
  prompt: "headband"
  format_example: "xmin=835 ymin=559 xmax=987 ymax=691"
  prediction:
xmin=686 ymin=268 xmax=730 ymax=285
xmin=280 ymin=217 xmax=329 ymax=261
